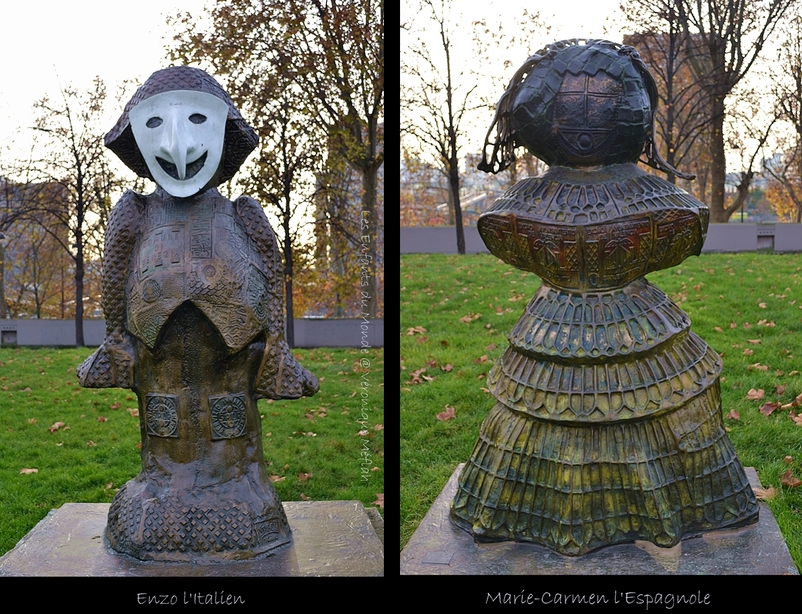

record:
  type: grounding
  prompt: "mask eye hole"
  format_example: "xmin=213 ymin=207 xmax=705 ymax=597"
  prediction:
xmin=189 ymin=113 xmax=207 ymax=124
xmin=146 ymin=117 xmax=163 ymax=128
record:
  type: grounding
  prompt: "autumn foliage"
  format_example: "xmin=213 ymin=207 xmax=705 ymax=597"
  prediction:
xmin=169 ymin=0 xmax=384 ymax=319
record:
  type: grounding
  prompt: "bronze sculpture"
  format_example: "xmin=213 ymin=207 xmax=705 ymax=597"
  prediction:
xmin=77 ymin=66 xmax=318 ymax=561
xmin=450 ymin=40 xmax=758 ymax=556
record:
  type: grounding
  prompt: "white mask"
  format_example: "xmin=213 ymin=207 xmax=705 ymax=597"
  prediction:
xmin=130 ymin=90 xmax=228 ymax=198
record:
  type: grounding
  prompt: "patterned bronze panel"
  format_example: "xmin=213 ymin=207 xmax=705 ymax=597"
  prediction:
xmin=209 ymin=393 xmax=247 ymax=440
xmin=479 ymin=199 xmax=704 ymax=291
xmin=145 ymin=394 xmax=179 ymax=438
xmin=106 ymin=482 xmax=289 ymax=560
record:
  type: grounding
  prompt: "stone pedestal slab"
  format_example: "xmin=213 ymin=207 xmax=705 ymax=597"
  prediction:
xmin=401 ymin=465 xmax=797 ymax=575
xmin=0 ymin=501 xmax=383 ymax=577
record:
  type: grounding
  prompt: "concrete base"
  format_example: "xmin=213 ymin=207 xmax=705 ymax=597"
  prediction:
xmin=0 ymin=501 xmax=383 ymax=576
xmin=401 ymin=465 xmax=798 ymax=575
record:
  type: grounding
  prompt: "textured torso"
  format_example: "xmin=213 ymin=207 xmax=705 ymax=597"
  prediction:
xmin=476 ymin=164 xmax=718 ymax=423
xmin=477 ymin=164 xmax=708 ymax=291
xmin=126 ymin=191 xmax=272 ymax=351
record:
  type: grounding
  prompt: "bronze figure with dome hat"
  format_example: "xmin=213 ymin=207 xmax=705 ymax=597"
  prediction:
xmin=78 ymin=66 xmax=317 ymax=561
xmin=450 ymin=40 xmax=759 ymax=556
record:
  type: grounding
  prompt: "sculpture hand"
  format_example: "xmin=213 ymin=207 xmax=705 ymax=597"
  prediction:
xmin=255 ymin=338 xmax=319 ymax=399
xmin=76 ymin=333 xmax=135 ymax=389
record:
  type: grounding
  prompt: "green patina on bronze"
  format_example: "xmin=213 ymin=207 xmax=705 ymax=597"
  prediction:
xmin=450 ymin=39 xmax=759 ymax=556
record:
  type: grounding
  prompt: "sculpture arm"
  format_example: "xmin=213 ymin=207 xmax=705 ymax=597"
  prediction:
xmin=77 ymin=191 xmax=143 ymax=388
xmin=234 ymin=195 xmax=285 ymax=337
xmin=234 ymin=196 xmax=318 ymax=399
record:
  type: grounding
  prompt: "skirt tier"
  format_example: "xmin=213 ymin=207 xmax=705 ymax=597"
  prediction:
xmin=450 ymin=280 xmax=759 ymax=555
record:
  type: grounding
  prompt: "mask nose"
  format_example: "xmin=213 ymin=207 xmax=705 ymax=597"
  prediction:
xmin=159 ymin=112 xmax=198 ymax=180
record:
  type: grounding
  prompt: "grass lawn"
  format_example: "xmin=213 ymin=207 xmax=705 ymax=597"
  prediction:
xmin=401 ymin=252 xmax=802 ymax=571
xmin=0 ymin=345 xmax=383 ymax=557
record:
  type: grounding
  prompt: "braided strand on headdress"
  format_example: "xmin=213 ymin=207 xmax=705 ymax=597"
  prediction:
xmin=478 ymin=40 xmax=585 ymax=174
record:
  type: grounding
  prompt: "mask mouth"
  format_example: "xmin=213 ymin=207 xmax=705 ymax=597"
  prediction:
xmin=156 ymin=151 xmax=208 ymax=180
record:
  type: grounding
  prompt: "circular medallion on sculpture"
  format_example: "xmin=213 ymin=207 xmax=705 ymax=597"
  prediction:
xmin=210 ymin=393 xmax=247 ymax=439
xmin=453 ymin=39 xmax=759 ymax=556
xmin=141 ymin=278 xmax=161 ymax=303
xmin=145 ymin=394 xmax=178 ymax=438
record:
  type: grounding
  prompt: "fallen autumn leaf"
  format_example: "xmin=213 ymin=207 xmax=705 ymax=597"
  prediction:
xmin=746 ymin=389 xmax=765 ymax=401
xmin=753 ymin=485 xmax=777 ymax=500
xmin=759 ymin=402 xmax=781 ymax=416
xmin=781 ymin=470 xmax=802 ymax=488
xmin=436 ymin=405 xmax=456 ymax=421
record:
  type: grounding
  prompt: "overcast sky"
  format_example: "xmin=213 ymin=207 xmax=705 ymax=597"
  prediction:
xmin=401 ymin=0 xmax=789 ymax=173
xmin=401 ymin=0 xmax=630 ymax=155
xmin=1 ymin=0 xmax=627 ymax=167
xmin=0 ymin=0 xmax=209 ymax=166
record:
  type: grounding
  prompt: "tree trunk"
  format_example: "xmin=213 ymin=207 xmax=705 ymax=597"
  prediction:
xmin=445 ymin=185 xmax=455 ymax=225
xmin=449 ymin=157 xmax=465 ymax=255
xmin=75 ymin=246 xmax=86 ymax=347
xmin=283 ymin=213 xmax=295 ymax=348
xmin=709 ymin=97 xmax=728 ymax=222
xmin=361 ymin=163 xmax=379 ymax=318
xmin=730 ymin=171 xmax=753 ymax=220
xmin=694 ymin=163 xmax=709 ymax=204
xmin=74 ymin=229 xmax=85 ymax=347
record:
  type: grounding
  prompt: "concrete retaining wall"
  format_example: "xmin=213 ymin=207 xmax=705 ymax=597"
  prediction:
xmin=292 ymin=318 xmax=383 ymax=349
xmin=401 ymin=224 xmax=802 ymax=254
xmin=401 ymin=226 xmax=487 ymax=254
xmin=0 ymin=319 xmax=106 ymax=347
xmin=0 ymin=318 xmax=384 ymax=349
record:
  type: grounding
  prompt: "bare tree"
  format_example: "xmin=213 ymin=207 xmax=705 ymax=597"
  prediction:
xmin=402 ymin=0 xmax=475 ymax=254
xmin=673 ymin=0 xmax=792 ymax=222
xmin=18 ymin=78 xmax=120 ymax=345
xmin=0 ymin=176 xmax=27 ymax=319
xmin=471 ymin=12 xmax=548 ymax=191
xmin=725 ymin=89 xmax=777 ymax=219
xmin=763 ymin=6 xmax=802 ymax=221
xmin=764 ymin=144 xmax=802 ymax=221
xmin=242 ymin=90 xmax=320 ymax=347
xmin=622 ymin=1 xmax=713 ymax=186
xmin=3 ymin=208 xmax=64 ymax=318
xmin=170 ymin=0 xmax=384 ymax=319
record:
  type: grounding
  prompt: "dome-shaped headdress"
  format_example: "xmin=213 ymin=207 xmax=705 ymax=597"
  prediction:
xmin=478 ymin=39 xmax=693 ymax=179
xmin=105 ymin=66 xmax=259 ymax=186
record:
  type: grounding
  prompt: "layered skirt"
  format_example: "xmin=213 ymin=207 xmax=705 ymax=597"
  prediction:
xmin=450 ymin=279 xmax=758 ymax=555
